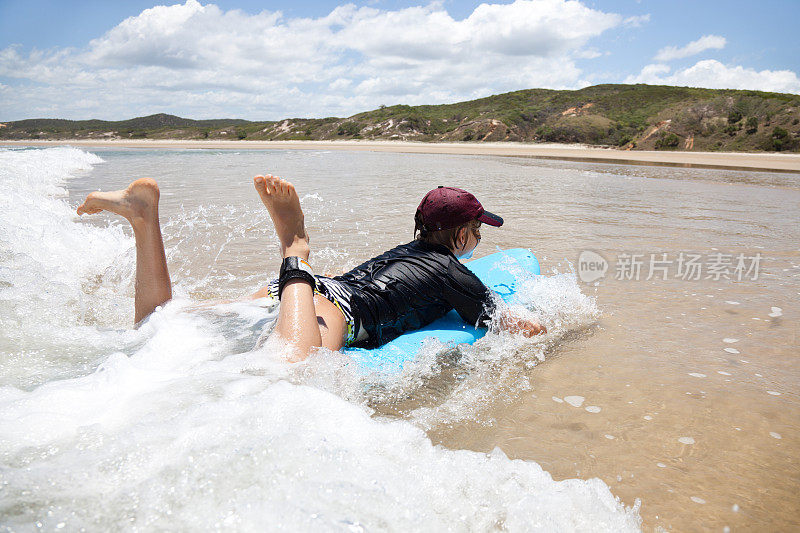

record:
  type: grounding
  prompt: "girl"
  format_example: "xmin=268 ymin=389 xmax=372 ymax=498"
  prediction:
xmin=77 ymin=175 xmax=545 ymax=361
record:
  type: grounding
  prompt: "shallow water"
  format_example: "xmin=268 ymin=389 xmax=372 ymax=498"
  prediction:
xmin=1 ymin=146 xmax=798 ymax=531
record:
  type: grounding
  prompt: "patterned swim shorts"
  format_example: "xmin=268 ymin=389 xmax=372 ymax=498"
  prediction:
xmin=265 ymin=275 xmax=360 ymax=346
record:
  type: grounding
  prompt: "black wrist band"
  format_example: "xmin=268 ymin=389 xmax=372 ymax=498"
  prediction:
xmin=278 ymin=257 xmax=316 ymax=299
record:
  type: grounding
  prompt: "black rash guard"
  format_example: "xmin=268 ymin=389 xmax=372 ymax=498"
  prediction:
xmin=334 ymin=240 xmax=496 ymax=348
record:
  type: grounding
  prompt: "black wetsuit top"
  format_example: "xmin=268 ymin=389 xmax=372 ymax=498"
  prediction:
xmin=334 ymin=240 xmax=496 ymax=348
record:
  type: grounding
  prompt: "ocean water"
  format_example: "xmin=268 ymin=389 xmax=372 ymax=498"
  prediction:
xmin=0 ymin=147 xmax=640 ymax=531
xmin=1 ymin=145 xmax=798 ymax=531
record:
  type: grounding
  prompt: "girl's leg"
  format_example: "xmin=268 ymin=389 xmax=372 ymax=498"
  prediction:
xmin=77 ymin=178 xmax=172 ymax=324
xmin=253 ymin=175 xmax=346 ymax=360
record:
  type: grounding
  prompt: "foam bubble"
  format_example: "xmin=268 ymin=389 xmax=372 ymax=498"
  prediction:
xmin=656 ymin=463 xmax=666 ymax=468
xmin=552 ymin=396 xmax=564 ymax=403
xmin=770 ymin=432 xmax=782 ymax=439
xmin=723 ymin=338 xmax=738 ymax=343
xmin=691 ymin=497 xmax=706 ymax=504
xmin=564 ymin=395 xmax=585 ymax=408
xmin=767 ymin=391 xmax=781 ymax=396
xmin=724 ymin=348 xmax=740 ymax=354
xmin=585 ymin=406 xmax=601 ymax=413
xmin=768 ymin=307 xmax=782 ymax=317
xmin=688 ymin=373 xmax=706 ymax=378
xmin=725 ymin=301 xmax=740 ymax=305
xmin=678 ymin=437 xmax=695 ymax=445
xmin=605 ymin=434 xmax=615 ymax=440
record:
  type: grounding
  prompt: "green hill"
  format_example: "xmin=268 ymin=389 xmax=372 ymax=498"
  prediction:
xmin=2 ymin=85 xmax=799 ymax=152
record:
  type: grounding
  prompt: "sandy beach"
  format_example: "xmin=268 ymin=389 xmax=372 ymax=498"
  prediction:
xmin=3 ymin=139 xmax=800 ymax=172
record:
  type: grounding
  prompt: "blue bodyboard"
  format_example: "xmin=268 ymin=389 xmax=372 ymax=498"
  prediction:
xmin=344 ymin=248 xmax=540 ymax=372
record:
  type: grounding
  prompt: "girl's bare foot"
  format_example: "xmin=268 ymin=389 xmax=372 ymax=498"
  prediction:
xmin=77 ymin=178 xmax=160 ymax=227
xmin=253 ymin=175 xmax=310 ymax=260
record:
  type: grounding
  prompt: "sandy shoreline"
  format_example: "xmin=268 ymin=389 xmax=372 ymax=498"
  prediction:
xmin=3 ymin=139 xmax=800 ymax=172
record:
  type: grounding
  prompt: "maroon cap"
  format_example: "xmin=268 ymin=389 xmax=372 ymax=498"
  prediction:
xmin=416 ymin=186 xmax=503 ymax=231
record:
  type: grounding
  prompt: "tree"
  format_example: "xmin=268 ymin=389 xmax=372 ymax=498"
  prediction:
xmin=745 ymin=117 xmax=758 ymax=134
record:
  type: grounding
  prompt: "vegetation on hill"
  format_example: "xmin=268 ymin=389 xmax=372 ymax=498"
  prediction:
xmin=2 ymin=85 xmax=799 ymax=152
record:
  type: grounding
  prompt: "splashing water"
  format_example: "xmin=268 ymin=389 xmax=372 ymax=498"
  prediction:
xmin=0 ymin=147 xmax=137 ymax=388
xmin=0 ymin=147 xmax=640 ymax=530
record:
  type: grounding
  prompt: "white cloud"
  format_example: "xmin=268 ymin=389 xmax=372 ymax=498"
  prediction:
xmin=575 ymin=48 xmax=603 ymax=59
xmin=623 ymin=14 xmax=650 ymax=27
xmin=625 ymin=59 xmax=800 ymax=94
xmin=0 ymin=0 xmax=623 ymax=120
xmin=654 ymin=35 xmax=726 ymax=62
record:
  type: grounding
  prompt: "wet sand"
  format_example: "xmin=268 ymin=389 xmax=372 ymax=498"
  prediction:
xmin=3 ymin=139 xmax=800 ymax=172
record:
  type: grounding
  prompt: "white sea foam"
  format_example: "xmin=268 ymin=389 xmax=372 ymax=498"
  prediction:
xmin=401 ymin=263 xmax=601 ymax=430
xmin=0 ymin=148 xmax=640 ymax=530
xmin=0 ymin=147 xmax=137 ymax=388
xmin=565 ymin=395 xmax=585 ymax=407
xmin=678 ymin=437 xmax=695 ymax=445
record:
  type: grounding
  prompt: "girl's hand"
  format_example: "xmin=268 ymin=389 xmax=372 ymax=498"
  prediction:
xmin=500 ymin=313 xmax=547 ymax=337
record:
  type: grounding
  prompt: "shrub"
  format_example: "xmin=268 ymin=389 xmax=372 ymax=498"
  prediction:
xmin=745 ymin=117 xmax=758 ymax=134
xmin=236 ymin=129 xmax=247 ymax=140
xmin=768 ymin=126 xmax=797 ymax=151
xmin=336 ymin=122 xmax=362 ymax=136
xmin=773 ymin=126 xmax=789 ymax=139
xmin=654 ymin=132 xmax=680 ymax=149
xmin=727 ymin=109 xmax=743 ymax=124
xmin=617 ymin=134 xmax=633 ymax=147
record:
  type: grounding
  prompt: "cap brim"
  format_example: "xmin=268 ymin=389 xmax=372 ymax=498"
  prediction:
xmin=478 ymin=210 xmax=503 ymax=227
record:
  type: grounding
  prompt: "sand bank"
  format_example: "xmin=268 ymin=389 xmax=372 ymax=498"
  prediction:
xmin=3 ymin=139 xmax=800 ymax=172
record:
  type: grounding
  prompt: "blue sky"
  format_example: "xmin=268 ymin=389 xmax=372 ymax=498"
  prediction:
xmin=1 ymin=0 xmax=798 ymax=121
